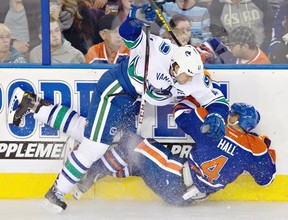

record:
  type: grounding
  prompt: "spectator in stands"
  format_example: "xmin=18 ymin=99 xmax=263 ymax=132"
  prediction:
xmin=1 ymin=0 xmax=41 ymax=60
xmin=0 ymin=23 xmax=26 ymax=63
xmin=267 ymin=1 xmax=288 ymax=64
xmin=161 ymin=13 xmax=192 ymax=46
xmin=88 ymin=0 xmax=118 ymax=10
xmin=55 ymin=0 xmax=79 ymax=31
xmin=223 ymin=26 xmax=271 ymax=64
xmin=29 ymin=17 xmax=85 ymax=63
xmin=111 ymin=0 xmax=135 ymax=22
xmin=53 ymin=0 xmax=104 ymax=55
xmin=161 ymin=14 xmax=227 ymax=64
xmin=160 ymin=14 xmax=229 ymax=64
xmin=50 ymin=0 xmax=62 ymax=20
xmin=161 ymin=0 xmax=211 ymax=46
xmin=67 ymin=0 xmax=135 ymax=55
xmin=196 ymin=0 xmax=213 ymax=8
xmin=209 ymin=0 xmax=273 ymax=52
xmin=267 ymin=0 xmax=286 ymax=9
xmin=85 ymin=14 xmax=129 ymax=64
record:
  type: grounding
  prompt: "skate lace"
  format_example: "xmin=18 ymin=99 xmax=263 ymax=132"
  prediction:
xmin=15 ymin=109 xmax=31 ymax=125
xmin=20 ymin=110 xmax=31 ymax=120
xmin=54 ymin=188 xmax=65 ymax=202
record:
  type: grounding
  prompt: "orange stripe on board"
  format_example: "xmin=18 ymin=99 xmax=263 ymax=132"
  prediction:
xmin=136 ymin=141 xmax=182 ymax=174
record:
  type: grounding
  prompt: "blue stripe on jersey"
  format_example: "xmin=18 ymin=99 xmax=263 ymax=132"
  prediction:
xmin=61 ymin=170 xmax=76 ymax=184
xmin=71 ymin=152 xmax=89 ymax=171
xmin=63 ymin=110 xmax=77 ymax=133
xmin=47 ymin=104 xmax=58 ymax=125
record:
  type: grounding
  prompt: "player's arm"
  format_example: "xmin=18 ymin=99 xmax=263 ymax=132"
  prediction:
xmin=246 ymin=135 xmax=276 ymax=186
xmin=201 ymin=86 xmax=229 ymax=140
xmin=119 ymin=4 xmax=156 ymax=49
xmin=204 ymin=90 xmax=229 ymax=120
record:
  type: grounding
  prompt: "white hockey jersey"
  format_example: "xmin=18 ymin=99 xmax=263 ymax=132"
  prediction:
xmin=122 ymin=27 xmax=225 ymax=108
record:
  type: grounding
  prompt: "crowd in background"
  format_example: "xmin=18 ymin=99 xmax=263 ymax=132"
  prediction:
xmin=0 ymin=0 xmax=287 ymax=64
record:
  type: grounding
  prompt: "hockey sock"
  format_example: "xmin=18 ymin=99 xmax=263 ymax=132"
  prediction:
xmin=56 ymin=138 xmax=109 ymax=193
xmin=34 ymin=104 xmax=86 ymax=142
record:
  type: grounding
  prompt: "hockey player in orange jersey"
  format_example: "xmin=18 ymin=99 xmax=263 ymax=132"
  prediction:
xmin=72 ymin=99 xmax=276 ymax=205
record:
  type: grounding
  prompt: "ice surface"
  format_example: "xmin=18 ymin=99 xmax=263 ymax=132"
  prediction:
xmin=0 ymin=199 xmax=287 ymax=220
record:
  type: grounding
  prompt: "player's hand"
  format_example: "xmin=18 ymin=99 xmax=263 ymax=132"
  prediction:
xmin=128 ymin=4 xmax=156 ymax=28
xmin=201 ymin=113 xmax=225 ymax=140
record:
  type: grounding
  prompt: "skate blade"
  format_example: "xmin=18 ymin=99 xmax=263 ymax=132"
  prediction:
xmin=7 ymin=87 xmax=25 ymax=124
xmin=42 ymin=198 xmax=64 ymax=214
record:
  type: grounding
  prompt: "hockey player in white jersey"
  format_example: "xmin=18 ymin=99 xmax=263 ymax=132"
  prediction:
xmin=8 ymin=3 xmax=229 ymax=213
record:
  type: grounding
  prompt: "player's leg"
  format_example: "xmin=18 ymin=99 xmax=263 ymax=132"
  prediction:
xmin=44 ymin=78 xmax=139 ymax=212
xmin=133 ymin=138 xmax=194 ymax=206
xmin=73 ymin=128 xmax=141 ymax=200
xmin=173 ymin=97 xmax=208 ymax=143
xmin=72 ymin=147 xmax=130 ymax=200
xmin=8 ymin=87 xmax=87 ymax=143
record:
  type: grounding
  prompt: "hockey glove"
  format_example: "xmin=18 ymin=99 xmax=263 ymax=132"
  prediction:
xmin=128 ymin=4 xmax=156 ymax=28
xmin=201 ymin=113 xmax=225 ymax=140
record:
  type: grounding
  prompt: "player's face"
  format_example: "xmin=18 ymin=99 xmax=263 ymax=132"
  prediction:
xmin=227 ymin=113 xmax=245 ymax=132
xmin=176 ymin=72 xmax=192 ymax=84
xmin=171 ymin=63 xmax=192 ymax=84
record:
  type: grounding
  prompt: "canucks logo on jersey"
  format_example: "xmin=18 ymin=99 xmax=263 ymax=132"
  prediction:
xmin=146 ymin=84 xmax=173 ymax=101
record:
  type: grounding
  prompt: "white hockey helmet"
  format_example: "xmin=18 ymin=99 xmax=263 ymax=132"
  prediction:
xmin=171 ymin=45 xmax=203 ymax=77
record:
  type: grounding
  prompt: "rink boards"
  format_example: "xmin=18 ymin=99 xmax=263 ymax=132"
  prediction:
xmin=0 ymin=66 xmax=287 ymax=201
xmin=0 ymin=174 xmax=287 ymax=201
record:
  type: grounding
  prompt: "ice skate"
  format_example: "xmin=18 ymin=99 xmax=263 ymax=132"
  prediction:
xmin=72 ymin=172 xmax=104 ymax=200
xmin=7 ymin=87 xmax=51 ymax=126
xmin=182 ymin=185 xmax=209 ymax=202
xmin=42 ymin=184 xmax=67 ymax=213
xmin=72 ymin=157 xmax=110 ymax=200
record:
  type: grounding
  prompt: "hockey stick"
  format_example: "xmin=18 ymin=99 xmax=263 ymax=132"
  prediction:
xmin=148 ymin=0 xmax=182 ymax=46
xmin=137 ymin=25 xmax=150 ymax=134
